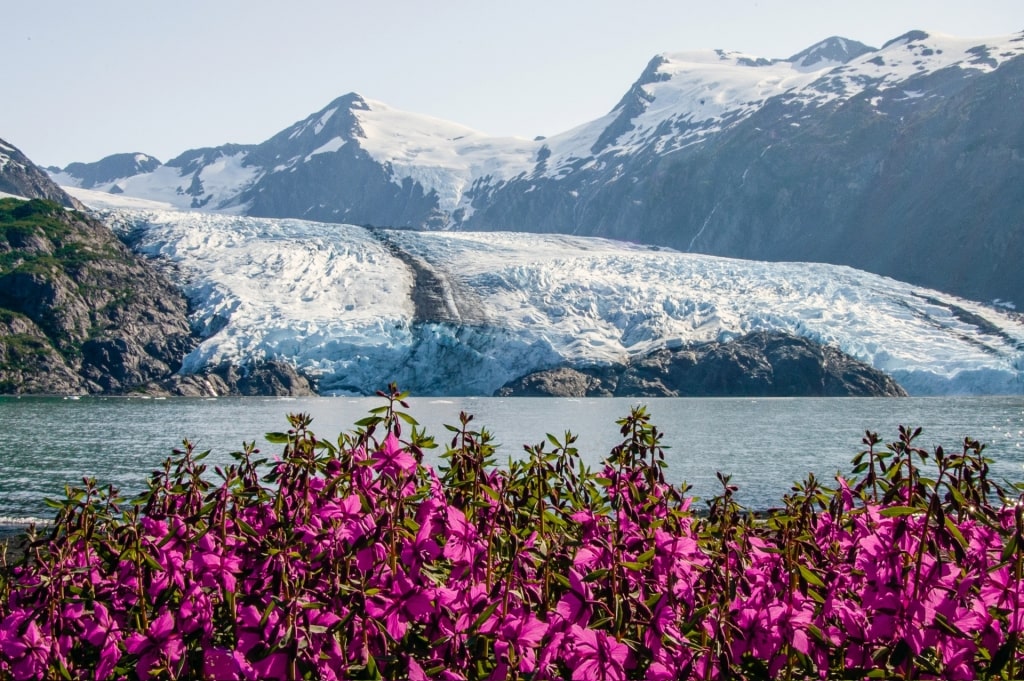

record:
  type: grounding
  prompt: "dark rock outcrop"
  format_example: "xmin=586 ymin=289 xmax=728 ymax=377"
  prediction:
xmin=140 ymin=361 xmax=317 ymax=397
xmin=0 ymin=138 xmax=83 ymax=209
xmin=496 ymin=332 xmax=907 ymax=397
xmin=0 ymin=197 xmax=195 ymax=394
xmin=497 ymin=366 xmax=622 ymax=398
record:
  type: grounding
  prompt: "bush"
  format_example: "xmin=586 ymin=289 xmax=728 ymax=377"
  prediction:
xmin=0 ymin=384 xmax=1022 ymax=680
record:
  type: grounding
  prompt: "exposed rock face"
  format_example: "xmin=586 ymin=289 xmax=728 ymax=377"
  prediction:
xmin=496 ymin=332 xmax=907 ymax=397
xmin=140 ymin=361 xmax=317 ymax=397
xmin=0 ymin=140 xmax=317 ymax=397
xmin=60 ymin=152 xmax=161 ymax=190
xmin=0 ymin=197 xmax=195 ymax=394
xmin=0 ymin=138 xmax=83 ymax=209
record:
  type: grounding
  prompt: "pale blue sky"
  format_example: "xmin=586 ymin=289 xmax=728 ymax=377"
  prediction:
xmin=5 ymin=0 xmax=1023 ymax=167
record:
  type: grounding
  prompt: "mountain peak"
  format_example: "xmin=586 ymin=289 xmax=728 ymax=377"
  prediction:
xmin=0 ymin=137 xmax=84 ymax=208
xmin=788 ymin=36 xmax=875 ymax=69
xmin=881 ymin=30 xmax=931 ymax=50
xmin=277 ymin=92 xmax=370 ymax=145
xmin=324 ymin=92 xmax=370 ymax=111
xmin=62 ymin=152 xmax=162 ymax=189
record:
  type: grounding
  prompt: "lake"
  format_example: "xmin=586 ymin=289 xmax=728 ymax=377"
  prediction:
xmin=2 ymin=395 xmax=1023 ymax=522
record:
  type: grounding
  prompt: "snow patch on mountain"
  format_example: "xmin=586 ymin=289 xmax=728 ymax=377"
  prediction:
xmin=0 ymin=142 xmax=19 ymax=172
xmin=306 ymin=137 xmax=346 ymax=160
xmin=0 ymin=141 xmax=22 ymax=176
xmin=803 ymin=31 xmax=1024 ymax=106
xmin=352 ymin=98 xmax=536 ymax=215
xmin=50 ymin=30 xmax=1024 ymax=235
xmin=536 ymin=31 xmax=1024 ymax=173
xmin=74 ymin=188 xmax=1024 ymax=396
xmin=55 ymin=151 xmax=260 ymax=212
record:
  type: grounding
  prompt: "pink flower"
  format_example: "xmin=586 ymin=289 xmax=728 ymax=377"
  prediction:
xmin=124 ymin=611 xmax=184 ymax=680
xmin=494 ymin=610 xmax=549 ymax=674
xmin=0 ymin=613 xmax=52 ymax=680
xmin=373 ymin=433 xmax=417 ymax=479
xmin=235 ymin=604 xmax=289 ymax=680
xmin=203 ymin=647 xmax=240 ymax=680
xmin=556 ymin=569 xmax=594 ymax=627
xmin=443 ymin=507 xmax=478 ymax=565
xmin=366 ymin=573 xmax=433 ymax=640
xmin=81 ymin=602 xmax=122 ymax=679
xmin=400 ymin=510 xmax=443 ymax=570
xmin=569 ymin=625 xmax=630 ymax=681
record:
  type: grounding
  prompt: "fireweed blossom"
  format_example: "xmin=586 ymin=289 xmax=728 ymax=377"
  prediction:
xmin=81 ymin=602 xmax=123 ymax=679
xmin=123 ymin=611 xmax=184 ymax=680
xmin=442 ymin=506 xmax=479 ymax=565
xmin=4 ymin=404 xmax=1024 ymax=679
xmin=568 ymin=625 xmax=631 ymax=681
xmin=0 ymin=613 xmax=52 ymax=680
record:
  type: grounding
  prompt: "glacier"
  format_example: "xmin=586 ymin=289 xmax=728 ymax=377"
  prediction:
xmin=76 ymin=188 xmax=1024 ymax=397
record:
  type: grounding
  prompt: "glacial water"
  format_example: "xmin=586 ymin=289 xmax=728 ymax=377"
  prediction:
xmin=2 ymin=395 xmax=1024 ymax=522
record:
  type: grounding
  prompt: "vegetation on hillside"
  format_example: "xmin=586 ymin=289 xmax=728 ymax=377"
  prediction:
xmin=0 ymin=198 xmax=194 ymax=394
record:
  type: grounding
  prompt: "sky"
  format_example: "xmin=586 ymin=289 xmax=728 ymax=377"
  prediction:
xmin=5 ymin=0 xmax=1023 ymax=168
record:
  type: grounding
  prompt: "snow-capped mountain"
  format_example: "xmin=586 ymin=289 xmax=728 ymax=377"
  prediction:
xmin=81 ymin=189 xmax=1024 ymax=397
xmin=53 ymin=30 xmax=1024 ymax=307
xmin=56 ymin=153 xmax=161 ymax=190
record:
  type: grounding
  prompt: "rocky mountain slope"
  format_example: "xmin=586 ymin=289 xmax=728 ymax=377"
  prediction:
xmin=0 ymin=196 xmax=193 ymax=393
xmin=53 ymin=30 xmax=1024 ymax=307
xmin=0 ymin=141 xmax=316 ymax=396
xmin=1 ymin=138 xmax=83 ymax=209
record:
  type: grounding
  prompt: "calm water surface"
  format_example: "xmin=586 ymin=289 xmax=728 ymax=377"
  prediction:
xmin=2 ymin=395 xmax=1023 ymax=521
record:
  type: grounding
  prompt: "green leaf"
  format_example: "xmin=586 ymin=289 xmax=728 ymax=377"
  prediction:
xmin=469 ymin=600 xmax=500 ymax=633
xmin=942 ymin=517 xmax=968 ymax=549
xmin=259 ymin=600 xmax=278 ymax=628
xmin=797 ymin=564 xmax=826 ymax=589
xmin=1002 ymin=534 xmax=1019 ymax=563
xmin=264 ymin=432 xmax=290 ymax=444
xmin=365 ymin=654 xmax=382 ymax=680
xmin=946 ymin=485 xmax=968 ymax=507
xmin=551 ymin=573 xmax=571 ymax=589
xmin=805 ymin=623 xmax=827 ymax=644
xmin=879 ymin=505 xmax=920 ymax=517
xmin=987 ymin=636 xmax=1017 ymax=676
